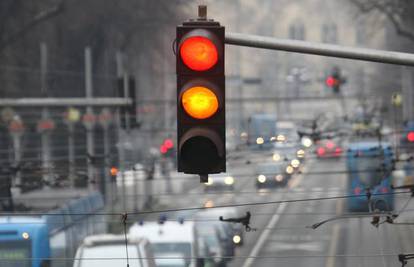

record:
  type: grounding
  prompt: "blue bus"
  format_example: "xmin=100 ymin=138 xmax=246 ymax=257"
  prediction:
xmin=346 ymin=142 xmax=394 ymax=212
xmin=0 ymin=191 xmax=106 ymax=267
xmin=247 ymin=114 xmax=277 ymax=149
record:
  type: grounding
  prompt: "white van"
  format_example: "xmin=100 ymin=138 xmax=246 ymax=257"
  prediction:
xmin=129 ymin=220 xmax=204 ymax=267
xmin=73 ymin=234 xmax=156 ymax=267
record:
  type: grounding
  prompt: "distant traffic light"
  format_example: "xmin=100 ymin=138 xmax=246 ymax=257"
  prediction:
xmin=325 ymin=66 xmax=346 ymax=94
xmin=110 ymin=167 xmax=118 ymax=182
xmin=160 ymin=138 xmax=174 ymax=156
xmin=176 ymin=9 xmax=225 ymax=181
xmin=407 ymin=131 xmax=414 ymax=142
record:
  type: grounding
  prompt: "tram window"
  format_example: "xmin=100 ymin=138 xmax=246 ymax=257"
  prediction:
xmin=356 ymin=157 xmax=383 ymax=187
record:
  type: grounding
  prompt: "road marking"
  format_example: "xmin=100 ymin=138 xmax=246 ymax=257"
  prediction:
xmin=265 ymin=241 xmax=324 ymax=252
xmin=241 ymin=202 xmax=287 ymax=267
xmin=325 ymin=172 xmax=346 ymax=267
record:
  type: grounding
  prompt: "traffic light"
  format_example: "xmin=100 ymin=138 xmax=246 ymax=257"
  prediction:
xmin=117 ymin=76 xmax=138 ymax=129
xmin=176 ymin=9 xmax=225 ymax=181
xmin=325 ymin=66 xmax=345 ymax=94
xmin=407 ymin=131 xmax=414 ymax=142
xmin=160 ymin=138 xmax=174 ymax=157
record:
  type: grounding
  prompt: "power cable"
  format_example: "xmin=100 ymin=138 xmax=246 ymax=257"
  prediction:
xmin=1 ymin=191 xmax=411 ymax=217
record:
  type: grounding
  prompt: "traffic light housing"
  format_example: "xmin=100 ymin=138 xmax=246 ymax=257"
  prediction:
xmin=325 ymin=66 xmax=345 ymax=94
xmin=176 ymin=14 xmax=225 ymax=180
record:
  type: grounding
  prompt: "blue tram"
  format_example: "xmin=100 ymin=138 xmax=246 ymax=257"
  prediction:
xmin=346 ymin=141 xmax=394 ymax=212
xmin=0 ymin=191 xmax=106 ymax=267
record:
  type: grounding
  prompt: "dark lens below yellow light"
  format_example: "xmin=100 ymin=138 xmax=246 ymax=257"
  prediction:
xmin=182 ymin=86 xmax=219 ymax=119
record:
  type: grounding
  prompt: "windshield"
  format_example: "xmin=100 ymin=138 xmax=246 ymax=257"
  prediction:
xmin=79 ymin=245 xmax=141 ymax=267
xmin=356 ymin=156 xmax=384 ymax=187
xmin=152 ymin=243 xmax=192 ymax=267
xmin=0 ymin=240 xmax=31 ymax=267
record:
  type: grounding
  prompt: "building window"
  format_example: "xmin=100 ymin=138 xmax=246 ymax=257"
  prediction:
xmin=356 ymin=22 xmax=365 ymax=45
xmin=289 ymin=22 xmax=306 ymax=40
xmin=321 ymin=23 xmax=337 ymax=44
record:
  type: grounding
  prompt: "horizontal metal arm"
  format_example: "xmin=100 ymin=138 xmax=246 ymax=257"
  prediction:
xmin=225 ymin=32 xmax=414 ymax=66
xmin=0 ymin=97 xmax=132 ymax=107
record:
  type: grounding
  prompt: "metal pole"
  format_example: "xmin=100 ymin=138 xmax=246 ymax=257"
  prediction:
xmin=68 ymin=123 xmax=75 ymax=187
xmin=225 ymin=32 xmax=414 ymax=66
xmin=402 ymin=66 xmax=413 ymax=122
xmin=115 ymin=106 xmax=127 ymax=211
xmin=40 ymin=43 xmax=52 ymax=186
xmin=0 ymin=98 xmax=131 ymax=107
xmin=103 ymin=123 xmax=111 ymax=205
xmin=85 ymin=47 xmax=95 ymax=191
xmin=123 ymin=74 xmax=131 ymax=131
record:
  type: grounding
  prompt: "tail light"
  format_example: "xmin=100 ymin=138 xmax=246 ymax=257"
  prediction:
xmin=335 ymin=147 xmax=342 ymax=155
xmin=326 ymin=141 xmax=335 ymax=149
xmin=317 ymin=147 xmax=326 ymax=156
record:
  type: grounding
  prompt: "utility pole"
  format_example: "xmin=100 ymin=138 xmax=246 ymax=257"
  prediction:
xmin=116 ymin=51 xmax=127 ymax=211
xmin=99 ymin=108 xmax=112 ymax=204
xmin=402 ymin=66 xmax=413 ymax=122
xmin=40 ymin=43 xmax=53 ymax=186
xmin=84 ymin=47 xmax=96 ymax=191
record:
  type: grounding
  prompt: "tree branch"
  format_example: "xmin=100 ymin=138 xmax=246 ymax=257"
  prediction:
xmin=350 ymin=0 xmax=414 ymax=42
xmin=0 ymin=1 xmax=65 ymax=52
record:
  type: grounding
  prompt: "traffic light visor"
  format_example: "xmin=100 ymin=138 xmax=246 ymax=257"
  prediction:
xmin=182 ymin=86 xmax=219 ymax=119
xmin=180 ymin=36 xmax=218 ymax=71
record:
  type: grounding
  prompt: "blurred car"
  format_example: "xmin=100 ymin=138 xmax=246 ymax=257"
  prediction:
xmin=73 ymin=234 xmax=156 ymax=267
xmin=129 ymin=220 xmax=203 ymax=267
xmin=204 ymin=173 xmax=235 ymax=192
xmin=195 ymin=211 xmax=235 ymax=263
xmin=275 ymin=121 xmax=299 ymax=143
xmin=272 ymin=142 xmax=305 ymax=172
xmin=255 ymin=162 xmax=291 ymax=188
xmin=315 ymin=139 xmax=343 ymax=158
xmin=196 ymin=208 xmax=244 ymax=246
xmin=196 ymin=224 xmax=225 ymax=267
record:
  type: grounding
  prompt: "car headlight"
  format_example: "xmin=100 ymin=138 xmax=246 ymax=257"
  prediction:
xmin=301 ymin=137 xmax=313 ymax=148
xmin=297 ymin=149 xmax=305 ymax=158
xmin=272 ymin=153 xmax=281 ymax=161
xmin=286 ymin=165 xmax=294 ymax=174
xmin=204 ymin=177 xmax=213 ymax=186
xmin=256 ymin=137 xmax=264 ymax=145
xmin=233 ymin=235 xmax=241 ymax=244
xmin=22 ymin=232 xmax=30 ymax=239
xmin=291 ymin=159 xmax=300 ymax=168
xmin=276 ymin=134 xmax=286 ymax=142
xmin=257 ymin=175 xmax=266 ymax=183
xmin=224 ymin=176 xmax=234 ymax=185
xmin=275 ymin=174 xmax=284 ymax=182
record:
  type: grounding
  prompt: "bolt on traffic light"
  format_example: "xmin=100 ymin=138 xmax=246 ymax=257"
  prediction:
xmin=176 ymin=6 xmax=226 ymax=182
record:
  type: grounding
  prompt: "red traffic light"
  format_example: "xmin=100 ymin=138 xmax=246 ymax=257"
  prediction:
xmin=160 ymin=145 xmax=168 ymax=154
xmin=407 ymin=132 xmax=414 ymax=142
xmin=325 ymin=76 xmax=338 ymax=87
xmin=164 ymin=139 xmax=174 ymax=149
xmin=180 ymin=36 xmax=218 ymax=71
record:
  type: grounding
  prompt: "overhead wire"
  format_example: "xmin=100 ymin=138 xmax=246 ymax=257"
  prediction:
xmin=1 ymin=190 xmax=411 ymax=217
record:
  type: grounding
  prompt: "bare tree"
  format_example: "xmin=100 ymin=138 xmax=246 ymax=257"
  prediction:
xmin=350 ymin=0 xmax=414 ymax=42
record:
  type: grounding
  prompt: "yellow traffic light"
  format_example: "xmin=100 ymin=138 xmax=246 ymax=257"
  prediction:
xmin=182 ymin=86 xmax=219 ymax=119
